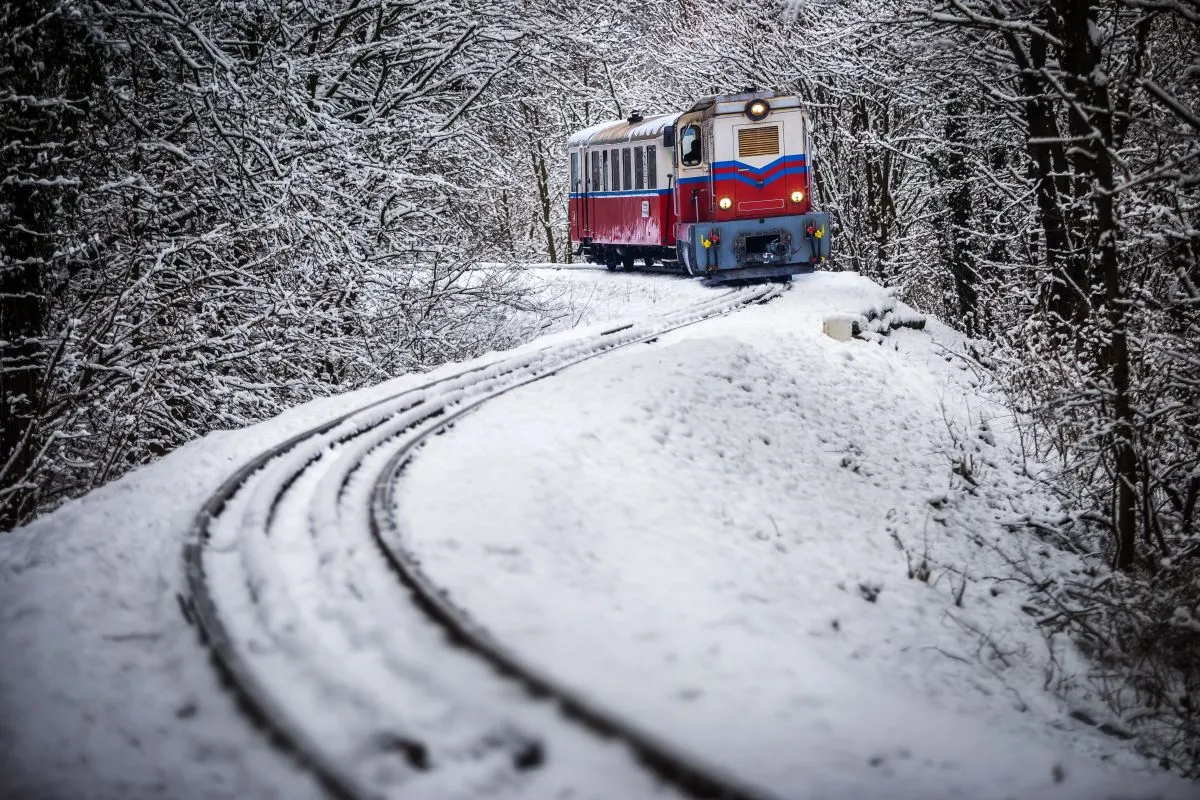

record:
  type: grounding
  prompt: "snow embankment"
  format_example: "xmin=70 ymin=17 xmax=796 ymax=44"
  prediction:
xmin=395 ymin=271 xmax=1191 ymax=799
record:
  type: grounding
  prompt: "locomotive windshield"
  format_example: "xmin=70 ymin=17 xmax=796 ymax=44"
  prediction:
xmin=680 ymin=125 xmax=702 ymax=166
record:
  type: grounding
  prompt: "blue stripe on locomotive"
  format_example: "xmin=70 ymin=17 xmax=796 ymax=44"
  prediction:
xmin=677 ymin=154 xmax=809 ymax=188
xmin=712 ymin=153 xmax=807 ymax=174
xmin=678 ymin=167 xmax=810 ymax=189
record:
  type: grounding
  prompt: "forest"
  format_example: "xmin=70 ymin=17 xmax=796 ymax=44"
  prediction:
xmin=2 ymin=0 xmax=1198 ymax=776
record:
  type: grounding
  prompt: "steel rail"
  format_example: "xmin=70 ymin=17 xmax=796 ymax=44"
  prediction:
xmin=183 ymin=283 xmax=784 ymax=800
xmin=369 ymin=291 xmax=785 ymax=800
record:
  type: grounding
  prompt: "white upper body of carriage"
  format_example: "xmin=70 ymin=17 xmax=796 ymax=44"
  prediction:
xmin=566 ymin=113 xmax=680 ymax=199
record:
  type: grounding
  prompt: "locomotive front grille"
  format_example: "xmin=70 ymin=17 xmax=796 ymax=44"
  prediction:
xmin=737 ymin=125 xmax=780 ymax=158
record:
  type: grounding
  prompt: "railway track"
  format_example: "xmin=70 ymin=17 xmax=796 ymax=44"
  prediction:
xmin=183 ymin=284 xmax=786 ymax=800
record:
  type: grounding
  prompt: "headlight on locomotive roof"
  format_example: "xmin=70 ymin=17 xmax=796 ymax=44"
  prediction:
xmin=791 ymin=190 xmax=804 ymax=203
xmin=718 ymin=196 xmax=733 ymax=210
xmin=745 ymin=99 xmax=770 ymax=121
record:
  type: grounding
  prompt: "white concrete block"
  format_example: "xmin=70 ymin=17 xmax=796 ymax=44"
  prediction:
xmin=823 ymin=314 xmax=861 ymax=341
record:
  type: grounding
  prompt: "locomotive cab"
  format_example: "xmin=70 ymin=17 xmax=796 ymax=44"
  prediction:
xmin=672 ymin=91 xmax=832 ymax=281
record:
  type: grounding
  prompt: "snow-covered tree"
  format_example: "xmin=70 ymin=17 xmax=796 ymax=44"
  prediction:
xmin=0 ymin=0 xmax=560 ymax=527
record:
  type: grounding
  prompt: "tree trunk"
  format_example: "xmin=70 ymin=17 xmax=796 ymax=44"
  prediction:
xmin=937 ymin=95 xmax=978 ymax=336
xmin=532 ymin=144 xmax=557 ymax=262
xmin=1001 ymin=25 xmax=1088 ymax=327
xmin=1053 ymin=0 xmax=1138 ymax=567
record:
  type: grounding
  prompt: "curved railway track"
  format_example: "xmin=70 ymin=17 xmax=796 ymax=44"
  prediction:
xmin=184 ymin=284 xmax=786 ymax=800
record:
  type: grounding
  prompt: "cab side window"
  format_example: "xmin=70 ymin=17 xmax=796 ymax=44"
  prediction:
xmin=680 ymin=125 xmax=703 ymax=167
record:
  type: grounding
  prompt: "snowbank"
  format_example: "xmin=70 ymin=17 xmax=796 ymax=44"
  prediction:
xmin=396 ymin=272 xmax=1191 ymax=799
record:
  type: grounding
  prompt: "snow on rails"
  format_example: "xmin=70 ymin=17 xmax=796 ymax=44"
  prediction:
xmin=182 ymin=284 xmax=786 ymax=800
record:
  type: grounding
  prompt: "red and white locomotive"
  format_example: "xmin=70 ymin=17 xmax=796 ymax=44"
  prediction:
xmin=567 ymin=90 xmax=832 ymax=282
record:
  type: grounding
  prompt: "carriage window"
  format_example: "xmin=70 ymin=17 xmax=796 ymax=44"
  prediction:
xmin=590 ymin=151 xmax=601 ymax=191
xmin=570 ymin=151 xmax=578 ymax=192
xmin=634 ymin=146 xmax=645 ymax=190
xmin=646 ymin=145 xmax=657 ymax=189
xmin=611 ymin=149 xmax=620 ymax=191
xmin=622 ymin=149 xmax=632 ymax=190
xmin=602 ymin=151 xmax=609 ymax=191
xmin=680 ymin=125 xmax=702 ymax=166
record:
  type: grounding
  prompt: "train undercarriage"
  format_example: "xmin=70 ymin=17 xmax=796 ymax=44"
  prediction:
xmin=578 ymin=211 xmax=829 ymax=284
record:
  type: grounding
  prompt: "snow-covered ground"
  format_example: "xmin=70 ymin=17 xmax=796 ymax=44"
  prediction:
xmin=0 ymin=267 xmax=1191 ymax=799
xmin=507 ymin=262 xmax=718 ymax=338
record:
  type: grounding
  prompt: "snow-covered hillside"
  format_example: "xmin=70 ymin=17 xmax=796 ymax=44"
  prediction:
xmin=0 ymin=269 xmax=1189 ymax=800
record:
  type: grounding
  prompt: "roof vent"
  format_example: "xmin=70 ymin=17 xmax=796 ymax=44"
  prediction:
xmin=627 ymin=111 xmax=644 ymax=123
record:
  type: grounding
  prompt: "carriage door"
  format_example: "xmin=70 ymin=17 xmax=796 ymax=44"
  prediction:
xmin=578 ymin=148 xmax=589 ymax=238
xmin=588 ymin=149 xmax=603 ymax=240
xmin=570 ymin=150 xmax=581 ymax=241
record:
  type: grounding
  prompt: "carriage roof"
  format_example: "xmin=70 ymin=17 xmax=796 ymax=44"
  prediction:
xmin=566 ymin=112 xmax=681 ymax=148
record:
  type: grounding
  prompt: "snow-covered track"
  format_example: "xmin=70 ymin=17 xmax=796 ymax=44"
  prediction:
xmin=183 ymin=284 xmax=785 ymax=800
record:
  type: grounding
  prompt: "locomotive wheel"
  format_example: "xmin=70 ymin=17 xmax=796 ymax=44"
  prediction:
xmin=621 ymin=252 xmax=635 ymax=271
xmin=603 ymin=247 xmax=617 ymax=271
xmin=644 ymin=255 xmax=655 ymax=268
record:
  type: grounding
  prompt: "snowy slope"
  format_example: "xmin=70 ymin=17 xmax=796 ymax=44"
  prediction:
xmin=0 ymin=267 xmax=699 ymax=800
xmin=394 ymin=272 xmax=1187 ymax=799
xmin=0 ymin=268 xmax=1190 ymax=800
